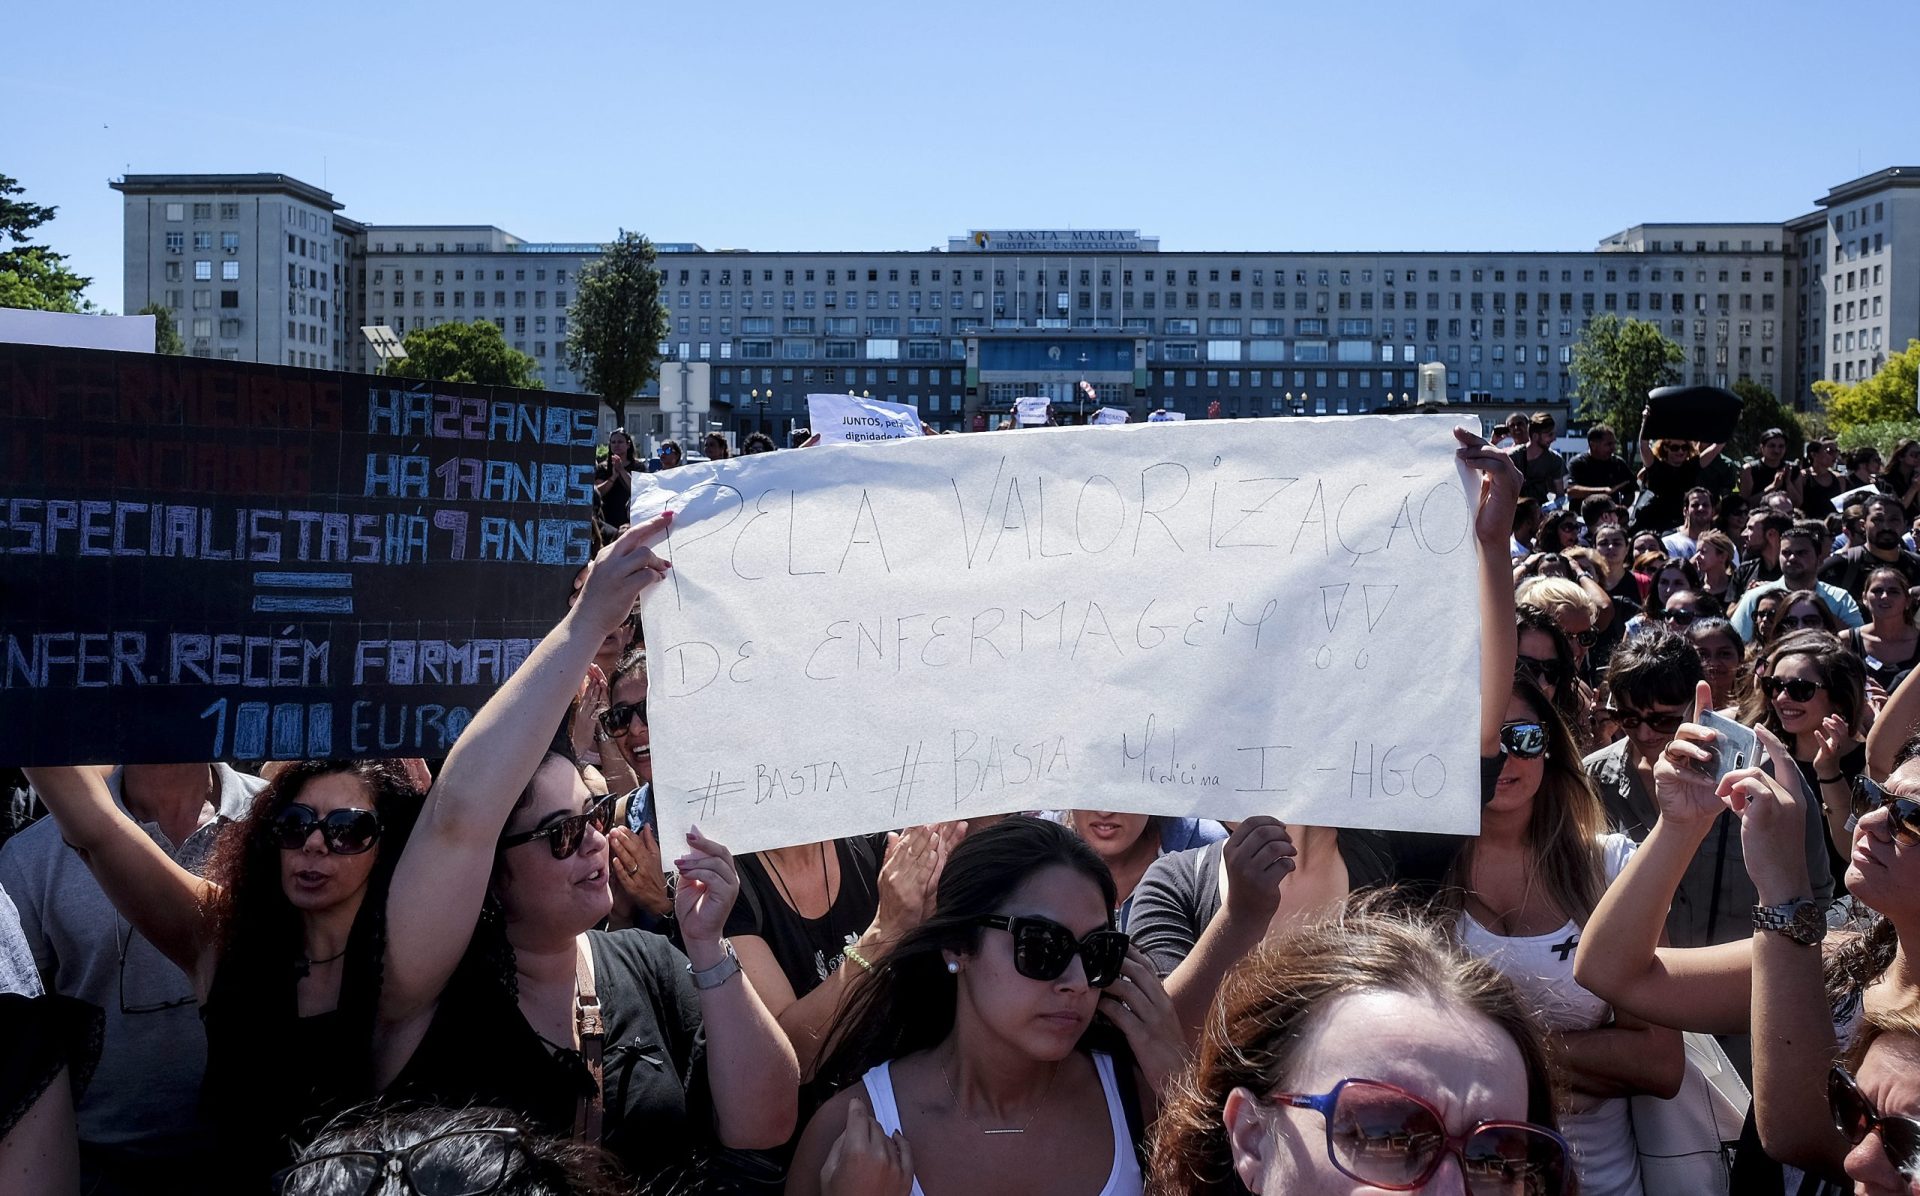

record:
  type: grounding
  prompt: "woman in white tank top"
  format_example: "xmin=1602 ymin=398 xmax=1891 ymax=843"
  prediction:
xmin=785 ymin=817 xmax=1177 ymax=1196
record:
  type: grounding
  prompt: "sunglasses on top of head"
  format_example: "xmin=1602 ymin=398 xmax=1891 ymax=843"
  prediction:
xmin=1829 ymin=1064 xmax=1920 ymax=1182
xmin=270 ymin=804 xmax=382 ymax=855
xmin=976 ymin=914 xmax=1129 ymax=988
xmin=1266 ymin=1077 xmax=1570 ymax=1195
xmin=499 ymin=792 xmax=616 ymax=860
xmin=1850 ymin=776 xmax=1920 ymax=845
xmin=1761 ymin=675 xmax=1827 ymax=703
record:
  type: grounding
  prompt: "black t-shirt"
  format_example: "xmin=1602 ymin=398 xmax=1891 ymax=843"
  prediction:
xmin=388 ymin=929 xmax=712 ymax=1191
xmin=1818 ymin=546 xmax=1920 ymax=598
xmin=1129 ymin=832 xmax=1395 ymax=977
xmin=1801 ymin=470 xmax=1846 ymax=516
xmin=1505 ymin=445 xmax=1567 ymax=503
xmin=725 ymin=836 xmax=883 ymax=999
xmin=1634 ymin=459 xmax=1702 ymax=532
xmin=595 ymin=460 xmax=634 ymax=528
xmin=1568 ymin=451 xmax=1634 ymax=495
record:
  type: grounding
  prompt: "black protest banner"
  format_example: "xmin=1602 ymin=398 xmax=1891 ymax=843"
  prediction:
xmin=0 ymin=344 xmax=598 ymax=765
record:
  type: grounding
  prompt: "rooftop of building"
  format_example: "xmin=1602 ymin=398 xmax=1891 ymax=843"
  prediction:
xmin=1818 ymin=166 xmax=1920 ymax=207
xmin=109 ymin=172 xmax=341 ymax=211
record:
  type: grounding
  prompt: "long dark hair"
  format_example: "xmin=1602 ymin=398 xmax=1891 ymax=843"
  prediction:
xmin=1739 ymin=629 xmax=1867 ymax=742
xmin=201 ymin=760 xmax=424 ymax=1074
xmin=1148 ymin=896 xmax=1561 ymax=1196
xmin=1445 ymin=675 xmax=1608 ymax=925
xmin=811 ymin=816 xmax=1119 ymax=1093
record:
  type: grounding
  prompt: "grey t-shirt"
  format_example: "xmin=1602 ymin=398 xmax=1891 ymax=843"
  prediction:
xmin=0 ymin=766 xmax=262 ymax=1158
xmin=0 ymin=883 xmax=39 ymax=996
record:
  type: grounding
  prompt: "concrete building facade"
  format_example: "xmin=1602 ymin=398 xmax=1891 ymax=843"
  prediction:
xmin=113 ymin=168 xmax=1920 ymax=442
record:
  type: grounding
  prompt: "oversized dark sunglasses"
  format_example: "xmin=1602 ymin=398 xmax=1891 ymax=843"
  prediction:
xmin=1516 ymin=656 xmax=1568 ymax=689
xmin=1569 ymin=628 xmax=1598 ymax=648
xmin=271 ymin=805 xmax=382 ymax=855
xmin=1850 ymin=776 xmax=1920 ymax=845
xmin=1266 ymin=1078 xmax=1569 ymax=1194
xmin=1500 ymin=721 xmax=1548 ymax=760
xmin=1660 ymin=608 xmax=1700 ymax=626
xmin=977 ymin=915 xmax=1128 ymax=988
xmin=1761 ymin=675 xmax=1827 ymax=702
xmin=1830 ymin=1064 xmax=1920 ymax=1182
xmin=595 ymin=698 xmax=646 ymax=736
xmin=499 ymin=793 xmax=616 ymax=860
xmin=1604 ymin=707 xmax=1689 ymax=735
xmin=274 ymin=1126 xmax=523 ymax=1195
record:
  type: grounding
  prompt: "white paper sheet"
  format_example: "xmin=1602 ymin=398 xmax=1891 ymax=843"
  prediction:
xmin=805 ymin=394 xmax=924 ymax=444
xmin=633 ymin=414 xmax=1481 ymax=853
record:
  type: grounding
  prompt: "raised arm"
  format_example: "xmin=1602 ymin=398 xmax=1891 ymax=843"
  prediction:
xmin=1574 ymin=682 xmax=1754 ymax=1034
xmin=379 ymin=514 xmax=674 ymax=1026
xmin=1866 ymin=660 xmax=1920 ymax=780
xmin=672 ymin=827 xmax=799 ymax=1149
xmin=1459 ymin=427 xmax=1522 ymax=756
xmin=1637 ymin=410 xmax=1656 ymax=470
xmin=1154 ymin=820 xmax=1293 ymax=1039
xmin=1736 ymin=744 xmax=1853 ymax=1172
xmin=1698 ymin=442 xmax=1725 ymax=468
xmin=738 ymin=824 xmax=949 ymax=1077
xmin=18 ymin=767 xmax=218 ymax=989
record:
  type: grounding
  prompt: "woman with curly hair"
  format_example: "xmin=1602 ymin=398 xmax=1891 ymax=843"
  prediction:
xmin=20 ymin=759 xmax=426 ymax=1187
xmin=1147 ymin=901 xmax=1570 ymax=1196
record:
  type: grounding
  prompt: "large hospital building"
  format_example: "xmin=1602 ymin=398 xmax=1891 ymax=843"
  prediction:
xmin=113 ymin=167 xmax=1920 ymax=439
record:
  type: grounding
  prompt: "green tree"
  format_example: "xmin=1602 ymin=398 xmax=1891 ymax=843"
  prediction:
xmin=1815 ymin=339 xmax=1920 ymax=432
xmin=1569 ymin=314 xmax=1684 ymax=441
xmin=0 ymin=173 xmax=92 ymax=313
xmin=1728 ymin=378 xmax=1803 ymax=459
xmin=139 ymin=302 xmax=184 ymax=354
xmin=566 ymin=231 xmax=667 ymax=424
xmin=382 ymin=319 xmax=545 ymax=389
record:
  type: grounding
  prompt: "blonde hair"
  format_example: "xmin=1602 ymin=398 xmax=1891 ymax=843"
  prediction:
xmin=1515 ymin=576 xmax=1597 ymax=622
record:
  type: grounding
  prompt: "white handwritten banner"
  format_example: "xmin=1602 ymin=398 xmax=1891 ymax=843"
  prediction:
xmin=1148 ymin=410 xmax=1186 ymax=422
xmin=806 ymin=394 xmax=924 ymax=444
xmin=1092 ymin=407 xmax=1131 ymax=426
xmin=632 ymin=414 xmax=1480 ymax=853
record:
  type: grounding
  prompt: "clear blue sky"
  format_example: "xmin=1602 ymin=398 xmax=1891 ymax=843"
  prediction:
xmin=9 ymin=0 xmax=1919 ymax=313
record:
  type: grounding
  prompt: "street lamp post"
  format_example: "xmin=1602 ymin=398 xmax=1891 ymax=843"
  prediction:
xmin=750 ymin=387 xmax=772 ymax=437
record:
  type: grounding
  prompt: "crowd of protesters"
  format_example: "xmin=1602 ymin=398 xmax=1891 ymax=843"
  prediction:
xmin=2 ymin=407 xmax=1919 ymax=1196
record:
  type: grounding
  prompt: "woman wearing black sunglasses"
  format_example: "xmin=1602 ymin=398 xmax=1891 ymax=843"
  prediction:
xmin=1450 ymin=670 xmax=1682 ymax=1196
xmin=1740 ymin=630 xmax=1868 ymax=883
xmin=790 ymin=817 xmax=1181 ymax=1196
xmin=1576 ymin=685 xmax=1920 ymax=1194
xmin=1148 ymin=901 xmax=1570 ymax=1196
xmin=20 ymin=759 xmax=426 ymax=1186
xmin=371 ymin=513 xmax=799 ymax=1192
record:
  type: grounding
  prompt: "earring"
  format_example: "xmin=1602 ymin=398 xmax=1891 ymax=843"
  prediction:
xmin=947 ymin=960 xmax=960 ymax=974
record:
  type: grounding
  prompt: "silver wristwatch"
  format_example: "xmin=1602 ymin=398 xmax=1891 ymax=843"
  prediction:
xmin=1752 ymin=898 xmax=1828 ymax=946
xmin=687 ymin=938 xmax=742 ymax=990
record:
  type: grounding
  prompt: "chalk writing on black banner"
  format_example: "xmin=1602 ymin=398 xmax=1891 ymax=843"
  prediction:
xmin=0 ymin=344 xmax=597 ymax=765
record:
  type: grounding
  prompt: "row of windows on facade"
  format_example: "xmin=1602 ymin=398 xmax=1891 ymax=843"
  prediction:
xmin=667 ymin=314 xmax=1780 ymax=341
xmin=369 ymin=290 xmax=567 ymax=310
xmin=666 ymin=262 xmax=1779 ymax=289
xmin=639 ymin=285 xmax=1784 ymax=317
xmin=158 ymin=227 xmax=330 ymax=264
xmin=369 ymin=266 xmax=569 ymax=285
